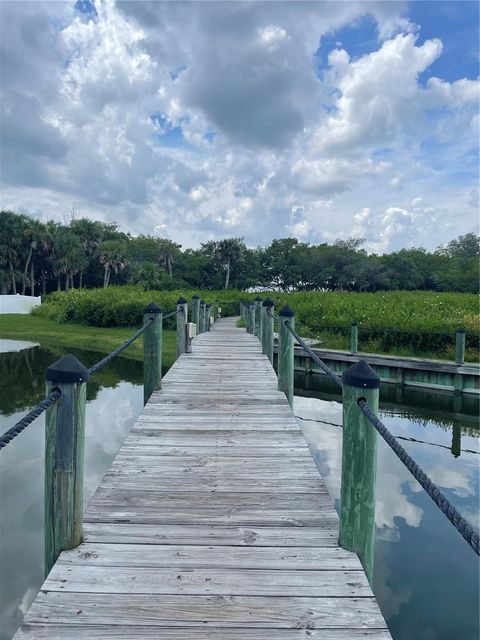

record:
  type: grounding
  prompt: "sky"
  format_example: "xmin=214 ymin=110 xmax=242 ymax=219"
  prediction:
xmin=0 ymin=0 xmax=478 ymax=252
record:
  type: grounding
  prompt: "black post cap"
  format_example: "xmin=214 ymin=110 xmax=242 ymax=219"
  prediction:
xmin=351 ymin=320 xmax=358 ymax=326
xmin=279 ymin=304 xmax=295 ymax=318
xmin=192 ymin=294 xmax=200 ymax=300
xmin=456 ymin=327 xmax=466 ymax=333
xmin=255 ymin=296 xmax=262 ymax=302
xmin=46 ymin=354 xmax=90 ymax=384
xmin=262 ymin=297 xmax=274 ymax=307
xmin=200 ymin=300 xmax=206 ymax=305
xmin=144 ymin=302 xmax=162 ymax=314
xmin=342 ymin=359 xmax=380 ymax=389
xmin=177 ymin=296 xmax=188 ymax=304
xmin=206 ymin=303 xmax=211 ymax=308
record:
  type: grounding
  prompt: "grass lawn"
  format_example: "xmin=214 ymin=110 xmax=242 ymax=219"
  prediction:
xmin=0 ymin=314 xmax=176 ymax=365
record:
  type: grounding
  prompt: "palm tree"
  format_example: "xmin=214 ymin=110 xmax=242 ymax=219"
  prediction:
xmin=156 ymin=239 xmax=181 ymax=278
xmin=98 ymin=240 xmax=129 ymax=287
xmin=69 ymin=218 xmax=104 ymax=287
xmin=215 ymin=238 xmax=244 ymax=289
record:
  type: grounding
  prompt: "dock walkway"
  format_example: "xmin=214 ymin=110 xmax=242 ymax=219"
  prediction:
xmin=15 ymin=317 xmax=391 ymax=639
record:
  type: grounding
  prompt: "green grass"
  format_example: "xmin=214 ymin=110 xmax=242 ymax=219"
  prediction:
xmin=0 ymin=314 xmax=176 ymax=365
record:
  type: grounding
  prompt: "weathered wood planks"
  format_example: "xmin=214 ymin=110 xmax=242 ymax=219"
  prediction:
xmin=14 ymin=317 xmax=391 ymax=639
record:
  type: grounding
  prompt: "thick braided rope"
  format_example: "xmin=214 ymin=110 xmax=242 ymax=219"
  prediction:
xmin=162 ymin=308 xmax=182 ymax=320
xmin=88 ymin=319 xmax=153 ymax=375
xmin=266 ymin=308 xmax=280 ymax=323
xmin=284 ymin=320 xmax=342 ymax=388
xmin=0 ymin=389 xmax=62 ymax=451
xmin=358 ymin=398 xmax=479 ymax=556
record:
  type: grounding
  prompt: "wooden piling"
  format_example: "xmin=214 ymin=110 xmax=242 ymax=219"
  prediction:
xmin=339 ymin=359 xmax=379 ymax=585
xmin=455 ymin=327 xmax=466 ymax=365
xmin=205 ymin=304 xmax=212 ymax=332
xmin=44 ymin=355 xmax=89 ymax=576
xmin=191 ymin=294 xmax=200 ymax=332
xmin=176 ymin=297 xmax=188 ymax=358
xmin=262 ymin=298 xmax=274 ymax=364
xmin=351 ymin=322 xmax=358 ymax=354
xmin=199 ymin=301 xmax=206 ymax=333
xmin=278 ymin=305 xmax=295 ymax=406
xmin=254 ymin=296 xmax=263 ymax=341
xmin=143 ymin=303 xmax=162 ymax=404
xmin=248 ymin=304 xmax=255 ymax=334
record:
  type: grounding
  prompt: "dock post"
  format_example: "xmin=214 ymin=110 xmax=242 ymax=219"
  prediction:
xmin=240 ymin=301 xmax=244 ymax=321
xmin=206 ymin=304 xmax=212 ymax=331
xmin=191 ymin=294 xmax=200 ymax=332
xmin=176 ymin=297 xmax=188 ymax=358
xmin=249 ymin=304 xmax=255 ymax=334
xmin=351 ymin=322 xmax=358 ymax=354
xmin=199 ymin=300 xmax=206 ymax=333
xmin=143 ymin=303 xmax=162 ymax=404
xmin=262 ymin=298 xmax=274 ymax=363
xmin=278 ymin=305 xmax=295 ymax=407
xmin=455 ymin=327 xmax=465 ymax=365
xmin=254 ymin=296 xmax=263 ymax=341
xmin=44 ymin=354 xmax=90 ymax=576
xmin=339 ymin=360 xmax=379 ymax=585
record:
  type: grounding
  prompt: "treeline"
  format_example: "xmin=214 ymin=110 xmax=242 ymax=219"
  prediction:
xmin=1 ymin=210 xmax=478 ymax=295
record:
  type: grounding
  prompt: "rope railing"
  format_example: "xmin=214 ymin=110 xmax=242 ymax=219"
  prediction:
xmin=358 ymin=398 xmax=479 ymax=556
xmin=88 ymin=318 xmax=153 ymax=375
xmin=284 ymin=320 xmax=342 ymax=388
xmin=162 ymin=308 xmax=182 ymax=320
xmin=263 ymin=310 xmax=480 ymax=557
xmin=0 ymin=389 xmax=62 ymax=451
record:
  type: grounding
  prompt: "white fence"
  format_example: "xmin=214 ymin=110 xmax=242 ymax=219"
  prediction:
xmin=0 ymin=295 xmax=42 ymax=314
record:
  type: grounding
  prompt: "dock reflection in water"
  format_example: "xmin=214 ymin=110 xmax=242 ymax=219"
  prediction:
xmin=295 ymin=372 xmax=479 ymax=640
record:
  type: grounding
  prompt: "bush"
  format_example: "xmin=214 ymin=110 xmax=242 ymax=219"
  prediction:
xmin=34 ymin=287 xmax=479 ymax=359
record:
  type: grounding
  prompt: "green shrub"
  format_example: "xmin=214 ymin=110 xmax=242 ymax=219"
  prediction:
xmin=34 ymin=287 xmax=479 ymax=360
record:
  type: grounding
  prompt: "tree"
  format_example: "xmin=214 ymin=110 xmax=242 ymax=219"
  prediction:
xmin=436 ymin=233 xmax=480 ymax=258
xmin=98 ymin=240 xmax=129 ymax=287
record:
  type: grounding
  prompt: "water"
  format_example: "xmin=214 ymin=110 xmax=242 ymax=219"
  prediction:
xmin=0 ymin=343 xmax=144 ymax=640
xmin=0 ymin=344 xmax=479 ymax=639
xmin=295 ymin=373 xmax=479 ymax=640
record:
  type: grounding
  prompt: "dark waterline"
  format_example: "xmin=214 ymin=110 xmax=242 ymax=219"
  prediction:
xmin=0 ymin=344 xmax=479 ymax=640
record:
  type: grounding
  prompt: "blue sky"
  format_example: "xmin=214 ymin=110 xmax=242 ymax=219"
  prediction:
xmin=0 ymin=1 xmax=478 ymax=251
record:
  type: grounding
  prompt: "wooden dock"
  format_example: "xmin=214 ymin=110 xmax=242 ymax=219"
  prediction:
xmin=15 ymin=318 xmax=391 ymax=639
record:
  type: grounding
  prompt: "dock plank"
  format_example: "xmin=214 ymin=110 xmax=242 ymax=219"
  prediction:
xmin=14 ymin=317 xmax=391 ymax=639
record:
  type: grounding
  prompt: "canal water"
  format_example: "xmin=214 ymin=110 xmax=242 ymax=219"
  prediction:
xmin=0 ymin=342 xmax=479 ymax=640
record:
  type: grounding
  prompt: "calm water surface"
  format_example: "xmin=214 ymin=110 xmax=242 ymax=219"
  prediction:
xmin=0 ymin=344 xmax=479 ymax=640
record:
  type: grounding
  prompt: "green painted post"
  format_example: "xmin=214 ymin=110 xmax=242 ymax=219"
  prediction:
xmin=455 ymin=327 xmax=466 ymax=365
xmin=143 ymin=303 xmax=162 ymax=404
xmin=212 ymin=301 xmax=219 ymax=321
xmin=262 ymin=298 xmax=274 ymax=363
xmin=351 ymin=322 xmax=358 ymax=354
xmin=278 ymin=305 xmax=295 ymax=406
xmin=176 ymin=296 xmax=188 ymax=359
xmin=254 ymin=296 xmax=263 ymax=341
xmin=206 ymin=304 xmax=212 ymax=331
xmin=198 ymin=300 xmax=204 ymax=333
xmin=191 ymin=294 xmax=200 ymax=332
xmin=44 ymin=354 xmax=89 ymax=576
xmin=249 ymin=304 xmax=255 ymax=334
xmin=339 ymin=360 xmax=379 ymax=585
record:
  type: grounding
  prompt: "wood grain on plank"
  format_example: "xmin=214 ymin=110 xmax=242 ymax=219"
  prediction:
xmin=14 ymin=316 xmax=391 ymax=640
